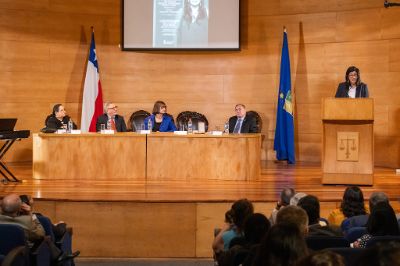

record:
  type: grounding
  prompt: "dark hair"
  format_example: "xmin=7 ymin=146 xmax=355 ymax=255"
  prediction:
xmin=280 ymin=188 xmax=295 ymax=206
xmin=369 ymin=192 xmax=389 ymax=211
xmin=355 ymin=241 xmax=400 ymax=266
xmin=367 ymin=201 xmax=399 ymax=236
xmin=340 ymin=186 xmax=366 ymax=218
xmin=231 ymin=198 xmax=254 ymax=230
xmin=224 ymin=209 xmax=233 ymax=224
xmin=297 ymin=250 xmax=345 ymax=266
xmin=152 ymin=101 xmax=167 ymax=115
xmin=19 ymin=195 xmax=30 ymax=206
xmin=298 ymin=195 xmax=320 ymax=225
xmin=276 ymin=205 xmax=308 ymax=234
xmin=52 ymin=104 xmax=62 ymax=116
xmin=183 ymin=0 xmax=207 ymax=27
xmin=345 ymin=66 xmax=361 ymax=86
xmin=244 ymin=213 xmax=271 ymax=244
xmin=252 ymin=223 xmax=308 ymax=266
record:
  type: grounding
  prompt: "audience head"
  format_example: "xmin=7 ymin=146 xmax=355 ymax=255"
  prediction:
xmin=224 ymin=209 xmax=233 ymax=224
xmin=104 ymin=102 xmax=118 ymax=117
xmin=152 ymin=100 xmax=167 ymax=115
xmin=1 ymin=194 xmax=22 ymax=217
xmin=366 ymin=201 xmax=399 ymax=236
xmin=230 ymin=198 xmax=254 ymax=230
xmin=244 ymin=213 xmax=271 ymax=245
xmin=340 ymin=186 xmax=366 ymax=218
xmin=297 ymin=250 xmax=345 ymax=266
xmin=290 ymin=192 xmax=307 ymax=206
xmin=345 ymin=66 xmax=361 ymax=86
xmin=355 ymin=241 xmax=400 ymax=266
xmin=298 ymin=195 xmax=320 ymax=225
xmin=234 ymin=104 xmax=246 ymax=119
xmin=252 ymin=223 xmax=308 ymax=266
xmin=276 ymin=205 xmax=309 ymax=235
xmin=369 ymin=191 xmax=389 ymax=211
xmin=52 ymin=104 xmax=66 ymax=119
xmin=280 ymin=188 xmax=295 ymax=207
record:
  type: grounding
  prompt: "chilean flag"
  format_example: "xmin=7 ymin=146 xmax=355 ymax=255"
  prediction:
xmin=81 ymin=30 xmax=103 ymax=132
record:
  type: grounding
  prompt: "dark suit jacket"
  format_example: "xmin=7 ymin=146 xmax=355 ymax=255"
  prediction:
xmin=335 ymin=82 xmax=369 ymax=98
xmin=96 ymin=114 xmax=127 ymax=132
xmin=228 ymin=114 xmax=258 ymax=133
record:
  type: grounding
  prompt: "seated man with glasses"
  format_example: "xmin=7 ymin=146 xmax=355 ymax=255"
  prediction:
xmin=228 ymin=104 xmax=258 ymax=133
xmin=335 ymin=66 xmax=369 ymax=98
xmin=96 ymin=102 xmax=127 ymax=132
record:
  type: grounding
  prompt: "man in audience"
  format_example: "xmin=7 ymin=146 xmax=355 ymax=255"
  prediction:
xmin=228 ymin=104 xmax=258 ymax=133
xmin=269 ymin=187 xmax=295 ymax=225
xmin=96 ymin=102 xmax=127 ymax=132
xmin=297 ymin=195 xmax=342 ymax=236
xmin=0 ymin=194 xmax=80 ymax=264
xmin=276 ymin=205 xmax=309 ymax=235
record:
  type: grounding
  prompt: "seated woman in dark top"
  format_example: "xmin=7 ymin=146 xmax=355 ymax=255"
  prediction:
xmin=144 ymin=101 xmax=176 ymax=132
xmin=45 ymin=104 xmax=77 ymax=130
xmin=335 ymin=66 xmax=369 ymax=98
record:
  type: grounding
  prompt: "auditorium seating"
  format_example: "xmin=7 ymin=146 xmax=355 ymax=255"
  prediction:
xmin=127 ymin=110 xmax=150 ymax=131
xmin=0 ymin=246 xmax=29 ymax=266
xmin=365 ymin=235 xmax=400 ymax=248
xmin=176 ymin=111 xmax=209 ymax=132
xmin=344 ymin=227 xmax=367 ymax=242
xmin=306 ymin=236 xmax=350 ymax=250
xmin=327 ymin=247 xmax=364 ymax=266
xmin=246 ymin=111 xmax=262 ymax=133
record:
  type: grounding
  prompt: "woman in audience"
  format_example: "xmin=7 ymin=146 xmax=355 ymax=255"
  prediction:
xmin=251 ymin=223 xmax=308 ymax=266
xmin=45 ymin=103 xmax=77 ymax=130
xmin=352 ymin=201 xmax=399 ymax=248
xmin=297 ymin=250 xmax=345 ymax=266
xmin=144 ymin=100 xmax=176 ymax=132
xmin=328 ymin=186 xmax=367 ymax=226
xmin=212 ymin=199 xmax=254 ymax=254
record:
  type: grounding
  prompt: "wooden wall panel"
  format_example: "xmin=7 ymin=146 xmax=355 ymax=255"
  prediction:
xmin=0 ymin=0 xmax=399 ymax=167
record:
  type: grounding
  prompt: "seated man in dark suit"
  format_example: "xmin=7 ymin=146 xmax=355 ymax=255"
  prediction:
xmin=228 ymin=104 xmax=258 ymax=133
xmin=96 ymin=102 xmax=127 ymax=132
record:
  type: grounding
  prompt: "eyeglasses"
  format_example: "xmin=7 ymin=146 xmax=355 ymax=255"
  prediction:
xmin=108 ymin=106 xmax=118 ymax=110
xmin=348 ymin=73 xmax=358 ymax=77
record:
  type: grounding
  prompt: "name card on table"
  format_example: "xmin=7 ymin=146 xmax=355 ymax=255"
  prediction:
xmin=100 ymin=129 xmax=115 ymax=134
xmin=138 ymin=130 xmax=150 ymax=134
xmin=174 ymin=131 xmax=188 ymax=135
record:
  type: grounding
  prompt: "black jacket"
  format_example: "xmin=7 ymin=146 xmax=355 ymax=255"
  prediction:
xmin=228 ymin=114 xmax=258 ymax=133
xmin=96 ymin=114 xmax=127 ymax=132
xmin=335 ymin=82 xmax=369 ymax=98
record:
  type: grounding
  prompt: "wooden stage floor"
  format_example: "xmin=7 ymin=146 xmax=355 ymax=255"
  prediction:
xmin=2 ymin=161 xmax=399 ymax=203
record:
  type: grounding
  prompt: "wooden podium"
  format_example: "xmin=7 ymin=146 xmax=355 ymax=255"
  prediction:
xmin=322 ymin=98 xmax=374 ymax=185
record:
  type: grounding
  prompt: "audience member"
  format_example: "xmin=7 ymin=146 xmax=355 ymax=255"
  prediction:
xmin=298 ymin=195 xmax=342 ymax=236
xmin=297 ymin=250 xmax=345 ymax=266
xmin=328 ymin=186 xmax=367 ymax=226
xmin=228 ymin=104 xmax=258 ymax=133
xmin=251 ymin=223 xmax=308 ymax=266
xmin=270 ymin=188 xmax=295 ymax=225
xmin=96 ymin=102 xmax=127 ymax=132
xmin=354 ymin=241 xmax=400 ymax=265
xmin=290 ymin=192 xmax=307 ymax=206
xmin=212 ymin=199 xmax=254 ymax=253
xmin=276 ymin=205 xmax=309 ymax=235
xmin=352 ymin=201 xmax=399 ymax=248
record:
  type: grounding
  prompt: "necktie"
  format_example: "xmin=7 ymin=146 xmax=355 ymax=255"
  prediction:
xmin=233 ymin=118 xmax=242 ymax=133
xmin=111 ymin=119 xmax=116 ymax=131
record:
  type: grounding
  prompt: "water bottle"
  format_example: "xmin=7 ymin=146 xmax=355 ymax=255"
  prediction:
xmin=67 ymin=119 xmax=73 ymax=133
xmin=187 ymin=118 xmax=193 ymax=134
xmin=224 ymin=121 xmax=229 ymax=134
xmin=107 ymin=119 xmax=111 ymax=130
xmin=147 ymin=118 xmax=152 ymax=133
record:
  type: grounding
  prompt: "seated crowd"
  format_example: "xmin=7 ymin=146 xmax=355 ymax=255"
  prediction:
xmin=212 ymin=186 xmax=400 ymax=266
xmin=0 ymin=193 xmax=79 ymax=265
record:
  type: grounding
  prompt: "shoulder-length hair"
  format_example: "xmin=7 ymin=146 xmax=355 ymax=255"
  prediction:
xmin=367 ymin=202 xmax=400 ymax=236
xmin=340 ymin=186 xmax=367 ymax=218
xmin=345 ymin=66 xmax=361 ymax=86
xmin=183 ymin=0 xmax=207 ymax=25
xmin=152 ymin=101 xmax=167 ymax=115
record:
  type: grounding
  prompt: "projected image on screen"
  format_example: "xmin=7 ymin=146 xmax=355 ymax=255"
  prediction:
xmin=123 ymin=0 xmax=239 ymax=50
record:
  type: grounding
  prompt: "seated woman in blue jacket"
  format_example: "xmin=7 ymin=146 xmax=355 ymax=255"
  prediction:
xmin=144 ymin=101 xmax=177 ymax=132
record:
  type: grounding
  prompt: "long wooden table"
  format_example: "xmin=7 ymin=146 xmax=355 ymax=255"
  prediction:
xmin=33 ymin=133 xmax=261 ymax=181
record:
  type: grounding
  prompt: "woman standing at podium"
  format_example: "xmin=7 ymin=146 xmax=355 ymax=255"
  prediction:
xmin=335 ymin=66 xmax=369 ymax=98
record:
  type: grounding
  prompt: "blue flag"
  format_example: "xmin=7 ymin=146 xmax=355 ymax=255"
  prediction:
xmin=274 ymin=30 xmax=295 ymax=164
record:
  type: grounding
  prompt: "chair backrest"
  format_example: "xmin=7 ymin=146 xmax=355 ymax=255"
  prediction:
xmin=246 ymin=111 xmax=262 ymax=133
xmin=327 ymin=247 xmax=364 ymax=266
xmin=36 ymin=216 xmax=55 ymax=242
xmin=365 ymin=235 xmax=400 ymax=248
xmin=176 ymin=111 xmax=209 ymax=132
xmin=127 ymin=110 xmax=150 ymax=132
xmin=1 ymin=246 xmax=29 ymax=266
xmin=306 ymin=236 xmax=350 ymax=250
xmin=0 ymin=224 xmax=26 ymax=255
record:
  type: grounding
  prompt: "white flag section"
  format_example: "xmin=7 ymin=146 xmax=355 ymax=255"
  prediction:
xmin=81 ymin=31 xmax=103 ymax=132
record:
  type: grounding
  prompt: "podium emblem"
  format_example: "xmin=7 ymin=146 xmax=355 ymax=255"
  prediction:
xmin=337 ymin=132 xmax=359 ymax=161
